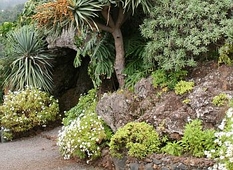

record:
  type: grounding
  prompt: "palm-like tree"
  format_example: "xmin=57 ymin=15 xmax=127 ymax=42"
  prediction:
xmin=33 ymin=0 xmax=152 ymax=88
xmin=4 ymin=25 xmax=53 ymax=92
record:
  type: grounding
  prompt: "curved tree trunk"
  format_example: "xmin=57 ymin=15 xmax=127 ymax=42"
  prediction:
xmin=96 ymin=6 xmax=126 ymax=88
xmin=112 ymin=28 xmax=125 ymax=88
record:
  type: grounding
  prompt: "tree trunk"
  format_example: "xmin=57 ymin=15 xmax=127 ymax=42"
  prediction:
xmin=112 ymin=28 xmax=125 ymax=88
xmin=97 ymin=6 xmax=126 ymax=88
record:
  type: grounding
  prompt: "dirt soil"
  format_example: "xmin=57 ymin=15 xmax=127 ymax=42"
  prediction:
xmin=0 ymin=127 xmax=103 ymax=170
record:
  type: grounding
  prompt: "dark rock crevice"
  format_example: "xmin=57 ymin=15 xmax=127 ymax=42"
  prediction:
xmin=51 ymin=47 xmax=93 ymax=113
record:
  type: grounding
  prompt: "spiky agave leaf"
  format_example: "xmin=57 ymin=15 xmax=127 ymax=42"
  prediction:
xmin=8 ymin=26 xmax=45 ymax=55
xmin=68 ymin=0 xmax=104 ymax=30
xmin=4 ymin=25 xmax=53 ymax=92
xmin=121 ymin=0 xmax=152 ymax=14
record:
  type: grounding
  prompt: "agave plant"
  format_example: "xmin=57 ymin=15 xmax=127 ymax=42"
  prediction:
xmin=68 ymin=0 xmax=103 ymax=30
xmin=4 ymin=25 xmax=53 ymax=92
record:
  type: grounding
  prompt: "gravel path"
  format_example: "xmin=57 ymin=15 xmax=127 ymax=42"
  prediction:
xmin=0 ymin=127 xmax=103 ymax=170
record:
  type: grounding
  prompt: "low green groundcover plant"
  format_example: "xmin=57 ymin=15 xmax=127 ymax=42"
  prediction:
xmin=212 ymin=93 xmax=229 ymax=107
xmin=162 ymin=119 xmax=216 ymax=158
xmin=174 ymin=80 xmax=194 ymax=95
xmin=181 ymin=119 xmax=216 ymax=157
xmin=0 ymin=86 xmax=59 ymax=140
xmin=109 ymin=122 xmax=161 ymax=159
xmin=151 ymin=69 xmax=187 ymax=89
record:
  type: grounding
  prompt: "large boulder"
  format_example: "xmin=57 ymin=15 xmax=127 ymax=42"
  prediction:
xmin=96 ymin=91 xmax=138 ymax=132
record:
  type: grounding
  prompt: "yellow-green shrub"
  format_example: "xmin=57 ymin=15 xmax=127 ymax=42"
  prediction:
xmin=109 ymin=122 xmax=160 ymax=159
xmin=212 ymin=93 xmax=229 ymax=107
xmin=174 ymin=80 xmax=194 ymax=95
xmin=0 ymin=86 xmax=60 ymax=140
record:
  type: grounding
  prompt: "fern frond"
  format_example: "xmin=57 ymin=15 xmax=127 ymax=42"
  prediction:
xmin=125 ymin=70 xmax=147 ymax=90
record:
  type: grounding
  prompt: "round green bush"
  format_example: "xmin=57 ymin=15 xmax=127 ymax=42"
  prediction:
xmin=0 ymin=86 xmax=60 ymax=140
xmin=109 ymin=122 xmax=161 ymax=159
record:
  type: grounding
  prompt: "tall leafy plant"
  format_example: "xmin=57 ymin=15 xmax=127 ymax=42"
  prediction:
xmin=74 ymin=32 xmax=115 ymax=87
xmin=141 ymin=0 xmax=233 ymax=71
xmin=0 ymin=22 xmax=16 ymax=58
xmin=124 ymin=33 xmax=149 ymax=90
xmin=5 ymin=25 xmax=53 ymax=92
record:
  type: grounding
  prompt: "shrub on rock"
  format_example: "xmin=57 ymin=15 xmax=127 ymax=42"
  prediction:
xmin=109 ymin=122 xmax=161 ymax=159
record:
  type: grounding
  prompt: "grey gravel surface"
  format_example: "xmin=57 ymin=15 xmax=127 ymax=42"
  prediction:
xmin=0 ymin=127 xmax=102 ymax=170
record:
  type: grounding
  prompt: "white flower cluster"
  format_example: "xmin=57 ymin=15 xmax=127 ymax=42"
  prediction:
xmin=206 ymin=108 xmax=233 ymax=170
xmin=57 ymin=112 xmax=106 ymax=160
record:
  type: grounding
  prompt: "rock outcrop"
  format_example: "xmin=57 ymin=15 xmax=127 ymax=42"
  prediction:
xmin=96 ymin=61 xmax=233 ymax=169
xmin=97 ymin=61 xmax=233 ymax=139
xmin=47 ymin=27 xmax=77 ymax=51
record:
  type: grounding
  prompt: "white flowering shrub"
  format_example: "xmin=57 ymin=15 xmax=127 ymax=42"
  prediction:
xmin=57 ymin=88 xmax=112 ymax=161
xmin=0 ymin=86 xmax=59 ymax=140
xmin=206 ymin=108 xmax=233 ymax=170
xmin=57 ymin=111 xmax=106 ymax=160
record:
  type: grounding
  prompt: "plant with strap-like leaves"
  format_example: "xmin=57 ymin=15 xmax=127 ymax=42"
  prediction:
xmin=33 ymin=0 xmax=153 ymax=88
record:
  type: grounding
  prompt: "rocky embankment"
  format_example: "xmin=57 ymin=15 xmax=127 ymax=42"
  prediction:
xmin=96 ymin=61 xmax=232 ymax=170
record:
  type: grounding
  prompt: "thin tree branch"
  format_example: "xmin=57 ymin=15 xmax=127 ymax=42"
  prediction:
xmin=92 ymin=20 xmax=113 ymax=33
xmin=101 ymin=6 xmax=115 ymax=28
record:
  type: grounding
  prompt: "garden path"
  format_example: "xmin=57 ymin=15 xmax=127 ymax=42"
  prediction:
xmin=0 ymin=127 xmax=102 ymax=170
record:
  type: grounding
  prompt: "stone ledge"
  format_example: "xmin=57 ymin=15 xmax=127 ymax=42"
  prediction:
xmin=113 ymin=154 xmax=215 ymax=170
